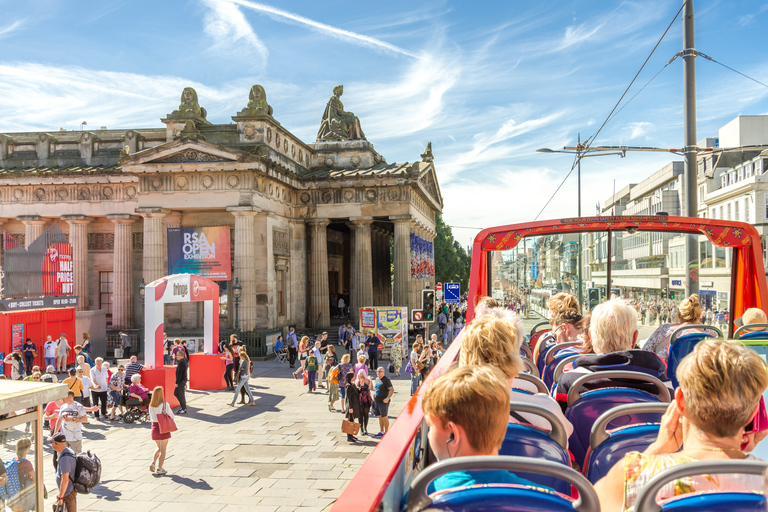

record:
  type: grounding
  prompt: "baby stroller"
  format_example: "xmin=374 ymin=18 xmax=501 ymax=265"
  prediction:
xmin=121 ymin=389 xmax=150 ymax=424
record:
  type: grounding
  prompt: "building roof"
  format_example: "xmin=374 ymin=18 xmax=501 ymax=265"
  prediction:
xmin=0 ymin=164 xmax=122 ymax=178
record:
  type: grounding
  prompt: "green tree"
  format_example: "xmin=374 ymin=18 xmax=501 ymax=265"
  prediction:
xmin=434 ymin=214 xmax=471 ymax=293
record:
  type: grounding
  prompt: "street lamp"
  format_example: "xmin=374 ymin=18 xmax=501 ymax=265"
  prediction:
xmin=232 ymin=277 xmax=242 ymax=332
xmin=138 ymin=278 xmax=145 ymax=327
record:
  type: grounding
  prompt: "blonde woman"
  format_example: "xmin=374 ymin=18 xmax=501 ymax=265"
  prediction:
xmin=643 ymin=295 xmax=717 ymax=365
xmin=148 ymin=386 xmax=174 ymax=475
xmin=293 ymin=336 xmax=309 ymax=378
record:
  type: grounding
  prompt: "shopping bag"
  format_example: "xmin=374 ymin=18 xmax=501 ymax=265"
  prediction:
xmin=114 ymin=348 xmax=123 ymax=359
xmin=303 ymin=371 xmax=308 ymax=385
xmin=388 ymin=363 xmax=394 ymax=374
xmin=341 ymin=419 xmax=360 ymax=435
xmin=157 ymin=403 xmax=177 ymax=434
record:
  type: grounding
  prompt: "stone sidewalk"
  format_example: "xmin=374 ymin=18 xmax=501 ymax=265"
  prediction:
xmin=36 ymin=358 xmax=415 ymax=512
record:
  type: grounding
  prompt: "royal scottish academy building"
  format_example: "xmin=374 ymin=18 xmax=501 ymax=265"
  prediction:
xmin=0 ymin=85 xmax=442 ymax=342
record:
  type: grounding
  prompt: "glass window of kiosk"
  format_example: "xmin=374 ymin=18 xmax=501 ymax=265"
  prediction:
xmin=0 ymin=407 xmax=43 ymax=512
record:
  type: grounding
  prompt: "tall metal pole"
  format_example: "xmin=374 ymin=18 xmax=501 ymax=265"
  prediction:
xmin=577 ymin=133 xmax=584 ymax=309
xmin=683 ymin=0 xmax=699 ymax=298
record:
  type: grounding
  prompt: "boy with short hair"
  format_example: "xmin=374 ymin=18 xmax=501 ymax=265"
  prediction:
xmin=421 ymin=365 xmax=538 ymax=492
xmin=305 ymin=350 xmax=318 ymax=393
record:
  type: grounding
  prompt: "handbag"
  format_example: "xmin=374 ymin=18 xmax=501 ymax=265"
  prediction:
xmin=157 ymin=403 xmax=177 ymax=434
xmin=303 ymin=371 xmax=308 ymax=385
xmin=388 ymin=363 xmax=394 ymax=374
xmin=404 ymin=360 xmax=415 ymax=374
xmin=341 ymin=418 xmax=360 ymax=436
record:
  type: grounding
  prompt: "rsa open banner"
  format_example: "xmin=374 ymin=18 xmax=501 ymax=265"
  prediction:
xmin=167 ymin=227 xmax=231 ymax=281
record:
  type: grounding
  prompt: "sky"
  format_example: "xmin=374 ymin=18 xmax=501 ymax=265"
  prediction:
xmin=2 ymin=0 xmax=768 ymax=248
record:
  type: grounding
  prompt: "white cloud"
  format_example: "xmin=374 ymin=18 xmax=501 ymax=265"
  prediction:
xmin=200 ymin=0 xmax=269 ymax=64
xmin=627 ymin=121 xmax=653 ymax=139
xmin=228 ymin=0 xmax=417 ymax=58
xmin=557 ymin=20 xmax=606 ymax=51
xmin=0 ymin=20 xmax=24 ymax=38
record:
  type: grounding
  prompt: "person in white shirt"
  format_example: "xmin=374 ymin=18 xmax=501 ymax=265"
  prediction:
xmin=351 ymin=331 xmax=362 ymax=352
xmin=44 ymin=336 xmax=58 ymax=369
xmin=77 ymin=368 xmax=93 ymax=409
xmin=55 ymin=391 xmax=97 ymax=453
xmin=337 ymin=296 xmax=345 ymax=317
xmin=56 ymin=334 xmax=70 ymax=373
xmin=89 ymin=357 xmax=110 ymax=420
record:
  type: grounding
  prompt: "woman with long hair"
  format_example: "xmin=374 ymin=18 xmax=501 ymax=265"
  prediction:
xmin=148 ymin=386 xmax=175 ymax=475
xmin=293 ymin=336 xmax=309 ymax=378
xmin=344 ymin=372 xmax=360 ymax=442
xmin=356 ymin=371 xmax=373 ymax=436
xmin=222 ymin=344 xmax=236 ymax=390
xmin=228 ymin=350 xmax=255 ymax=406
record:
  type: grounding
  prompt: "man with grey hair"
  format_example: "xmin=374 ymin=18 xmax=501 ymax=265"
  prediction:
xmin=90 ymin=357 xmax=109 ymax=420
xmin=554 ymin=298 xmax=671 ymax=412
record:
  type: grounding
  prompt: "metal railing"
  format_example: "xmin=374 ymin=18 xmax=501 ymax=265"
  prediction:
xmin=105 ymin=329 xmax=143 ymax=359
xmin=106 ymin=329 xmax=267 ymax=358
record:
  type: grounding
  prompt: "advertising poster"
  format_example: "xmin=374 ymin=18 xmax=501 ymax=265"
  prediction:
xmin=12 ymin=324 xmax=24 ymax=353
xmin=360 ymin=308 xmax=376 ymax=330
xmin=42 ymin=242 xmax=74 ymax=296
xmin=167 ymin=227 xmax=231 ymax=280
xmin=373 ymin=307 xmax=408 ymax=360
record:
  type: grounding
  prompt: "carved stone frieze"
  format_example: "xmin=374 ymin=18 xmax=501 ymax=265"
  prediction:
xmin=88 ymin=233 xmax=115 ymax=251
xmin=132 ymin=232 xmax=143 ymax=251
xmin=156 ymin=149 xmax=226 ymax=163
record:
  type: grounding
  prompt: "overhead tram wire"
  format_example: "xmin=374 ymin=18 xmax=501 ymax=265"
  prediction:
xmin=697 ymin=52 xmax=768 ymax=90
xmin=605 ymin=54 xmax=679 ymax=125
xmin=533 ymin=1 xmax=686 ymax=222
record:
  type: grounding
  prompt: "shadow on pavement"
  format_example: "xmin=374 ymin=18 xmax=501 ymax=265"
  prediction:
xmin=166 ymin=474 xmax=212 ymax=490
xmin=91 ymin=480 xmax=127 ymax=501
xmin=184 ymin=389 xmax=284 ymax=424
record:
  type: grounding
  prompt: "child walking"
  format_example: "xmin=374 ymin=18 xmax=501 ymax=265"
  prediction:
xmin=305 ymin=350 xmax=318 ymax=392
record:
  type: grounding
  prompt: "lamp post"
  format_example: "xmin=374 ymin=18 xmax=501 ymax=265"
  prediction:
xmin=232 ymin=277 xmax=242 ymax=333
xmin=138 ymin=278 xmax=145 ymax=327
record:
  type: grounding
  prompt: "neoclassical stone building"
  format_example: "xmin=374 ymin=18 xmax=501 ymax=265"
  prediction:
xmin=0 ymin=85 xmax=442 ymax=334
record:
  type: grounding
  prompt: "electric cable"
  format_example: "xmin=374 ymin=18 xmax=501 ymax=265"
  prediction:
xmin=698 ymin=52 xmax=768 ymax=90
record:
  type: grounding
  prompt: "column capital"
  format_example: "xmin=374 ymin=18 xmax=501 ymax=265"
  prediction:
xmin=17 ymin=215 xmax=45 ymax=224
xmin=135 ymin=207 xmax=170 ymax=218
xmin=106 ymin=214 xmax=137 ymax=224
xmin=61 ymin=215 xmax=93 ymax=225
xmin=389 ymin=214 xmax=412 ymax=224
xmin=227 ymin=205 xmax=261 ymax=216
xmin=349 ymin=216 xmax=374 ymax=226
xmin=307 ymin=218 xmax=330 ymax=227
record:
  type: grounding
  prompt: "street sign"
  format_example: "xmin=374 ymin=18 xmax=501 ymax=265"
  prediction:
xmin=445 ymin=282 xmax=460 ymax=303
xmin=413 ymin=311 xmax=423 ymax=322
xmin=436 ymin=282 xmax=443 ymax=300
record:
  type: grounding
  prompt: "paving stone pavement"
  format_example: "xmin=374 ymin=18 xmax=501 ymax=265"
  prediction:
xmin=37 ymin=357 xmax=416 ymax=512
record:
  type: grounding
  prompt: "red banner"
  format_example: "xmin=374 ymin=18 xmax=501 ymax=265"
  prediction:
xmin=42 ymin=242 xmax=74 ymax=296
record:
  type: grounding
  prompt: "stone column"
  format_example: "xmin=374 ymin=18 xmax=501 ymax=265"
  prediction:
xmin=370 ymin=227 xmax=382 ymax=306
xmin=108 ymin=215 xmax=136 ymax=328
xmin=384 ymin=229 xmax=393 ymax=306
xmin=62 ymin=215 xmax=92 ymax=311
xmin=228 ymin=206 xmax=259 ymax=332
xmin=392 ymin=215 xmax=412 ymax=309
xmin=347 ymin=221 xmax=358 ymax=320
xmin=351 ymin=217 xmax=373 ymax=319
xmin=136 ymin=208 xmax=169 ymax=285
xmin=18 ymin=215 xmax=47 ymax=249
xmin=309 ymin=219 xmax=331 ymax=329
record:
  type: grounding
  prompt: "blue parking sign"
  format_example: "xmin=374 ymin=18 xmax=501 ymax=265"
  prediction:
xmin=445 ymin=282 xmax=460 ymax=303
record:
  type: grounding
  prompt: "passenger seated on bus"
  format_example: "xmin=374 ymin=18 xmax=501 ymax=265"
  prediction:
xmin=422 ymin=365 xmax=543 ymax=493
xmin=554 ymin=299 xmax=671 ymax=412
xmin=594 ymin=339 xmax=768 ymax=512
xmin=533 ymin=293 xmax=581 ymax=361
xmin=642 ymin=295 xmax=718 ymax=365
xmin=458 ymin=315 xmax=573 ymax=438
xmin=737 ymin=307 xmax=768 ymax=332
xmin=557 ymin=313 xmax=594 ymax=375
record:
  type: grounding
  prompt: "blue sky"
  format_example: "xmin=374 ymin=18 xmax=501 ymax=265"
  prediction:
xmin=2 ymin=0 xmax=768 ymax=247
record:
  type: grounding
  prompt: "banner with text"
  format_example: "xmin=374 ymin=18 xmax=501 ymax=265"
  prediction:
xmin=167 ymin=227 xmax=231 ymax=280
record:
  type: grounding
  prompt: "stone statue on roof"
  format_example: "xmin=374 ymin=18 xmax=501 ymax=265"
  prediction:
xmin=173 ymin=87 xmax=207 ymax=120
xmin=245 ymin=85 xmax=273 ymax=116
xmin=316 ymin=85 xmax=366 ymax=142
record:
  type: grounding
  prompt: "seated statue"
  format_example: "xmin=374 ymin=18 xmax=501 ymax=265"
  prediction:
xmin=176 ymin=87 xmax=207 ymax=119
xmin=316 ymin=85 xmax=365 ymax=141
xmin=245 ymin=85 xmax=273 ymax=115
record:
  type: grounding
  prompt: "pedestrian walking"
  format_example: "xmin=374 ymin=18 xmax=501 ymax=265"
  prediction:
xmin=222 ymin=344 xmax=235 ymax=390
xmin=3 ymin=353 xmax=25 ymax=380
xmin=108 ymin=365 xmax=127 ymax=420
xmin=174 ymin=350 xmax=188 ymax=414
xmin=365 ymin=331 xmax=380 ymax=371
xmin=55 ymin=391 xmax=98 ymax=453
xmin=21 ymin=338 xmax=37 ymax=376
xmin=337 ymin=354 xmax=354 ymax=413
xmin=44 ymin=335 xmax=57 ymax=370
xmin=120 ymin=331 xmax=132 ymax=360
xmin=90 ymin=358 xmax=109 ymax=421
xmin=293 ymin=336 xmax=309 ymax=378
xmin=149 ymin=386 xmax=174 ymax=475
xmin=390 ymin=336 xmax=404 ymax=377
xmin=305 ymin=349 xmax=319 ymax=393
xmin=353 ymin=354 xmax=369 ymax=378
xmin=324 ymin=345 xmax=337 ymax=388
xmin=228 ymin=350 xmax=255 ymax=406
xmin=371 ymin=367 xmax=393 ymax=437
xmin=328 ymin=363 xmax=340 ymax=412
xmin=51 ymin=432 xmax=77 ymax=512
xmin=62 ymin=368 xmax=83 ymax=403
xmin=286 ymin=327 xmax=298 ymax=368
xmin=344 ymin=372 xmax=359 ymax=442
xmin=356 ymin=371 xmax=372 ymax=435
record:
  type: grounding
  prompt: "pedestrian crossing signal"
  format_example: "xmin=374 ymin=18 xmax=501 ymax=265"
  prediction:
xmin=422 ymin=289 xmax=435 ymax=321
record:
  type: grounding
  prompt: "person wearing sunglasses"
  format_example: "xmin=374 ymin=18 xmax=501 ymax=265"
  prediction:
xmin=595 ymin=339 xmax=768 ymax=512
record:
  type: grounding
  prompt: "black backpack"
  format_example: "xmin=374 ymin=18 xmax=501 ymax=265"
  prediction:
xmin=57 ymin=451 xmax=101 ymax=494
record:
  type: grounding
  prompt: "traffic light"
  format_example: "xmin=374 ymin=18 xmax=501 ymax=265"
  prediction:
xmin=587 ymin=288 xmax=601 ymax=311
xmin=422 ymin=289 xmax=435 ymax=321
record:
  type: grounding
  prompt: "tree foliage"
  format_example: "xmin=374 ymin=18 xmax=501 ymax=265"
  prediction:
xmin=434 ymin=214 xmax=471 ymax=292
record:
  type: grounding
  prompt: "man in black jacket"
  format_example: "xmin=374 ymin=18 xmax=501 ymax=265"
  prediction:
xmin=174 ymin=350 xmax=188 ymax=414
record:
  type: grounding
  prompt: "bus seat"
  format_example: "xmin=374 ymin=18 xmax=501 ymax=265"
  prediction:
xmin=633 ymin=460 xmax=768 ymax=512
xmin=734 ymin=323 xmax=768 ymax=339
xmin=515 ymin=372 xmax=547 ymax=394
xmin=542 ymin=348 xmax=580 ymax=391
xmin=583 ymin=403 xmax=667 ymax=483
xmin=502 ymin=402 xmax=570 ymax=494
xmin=406 ymin=455 xmax=600 ymax=512
xmin=667 ymin=325 xmax=722 ymax=389
xmin=521 ymin=357 xmax=540 ymax=379
xmin=551 ymin=354 xmax=581 ymax=389
xmin=565 ymin=371 xmax=671 ymax=467
xmin=537 ymin=343 xmax=557 ymax=375
xmin=520 ymin=343 xmax=533 ymax=360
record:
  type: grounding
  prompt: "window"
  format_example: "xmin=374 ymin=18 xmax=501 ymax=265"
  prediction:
xmin=738 ymin=167 xmax=744 ymax=181
xmin=746 ymin=197 xmax=750 ymax=222
xmin=735 ymin=201 xmax=740 ymax=221
xmin=699 ymin=185 xmax=705 ymax=202
xmin=720 ymin=205 xmax=724 ymax=219
xmin=710 ymin=208 xmax=716 ymax=219
xmin=99 ymin=272 xmax=113 ymax=325
xmin=721 ymin=175 xmax=727 ymax=189
xmin=277 ymin=269 xmax=285 ymax=316
xmin=727 ymin=203 xmax=732 ymax=220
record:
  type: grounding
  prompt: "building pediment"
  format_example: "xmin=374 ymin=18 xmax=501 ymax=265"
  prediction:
xmin=415 ymin=163 xmax=443 ymax=210
xmin=121 ymin=138 xmax=257 ymax=168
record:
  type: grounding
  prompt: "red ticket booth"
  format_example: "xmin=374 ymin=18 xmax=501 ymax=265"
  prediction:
xmin=0 ymin=307 xmax=76 ymax=377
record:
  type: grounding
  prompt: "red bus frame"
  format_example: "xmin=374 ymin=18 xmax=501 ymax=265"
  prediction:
xmin=332 ymin=215 xmax=768 ymax=511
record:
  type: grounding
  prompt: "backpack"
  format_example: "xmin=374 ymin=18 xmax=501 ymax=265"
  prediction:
xmin=17 ymin=359 xmax=25 ymax=379
xmin=59 ymin=450 xmax=101 ymax=494
xmin=0 ymin=459 xmax=21 ymax=501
